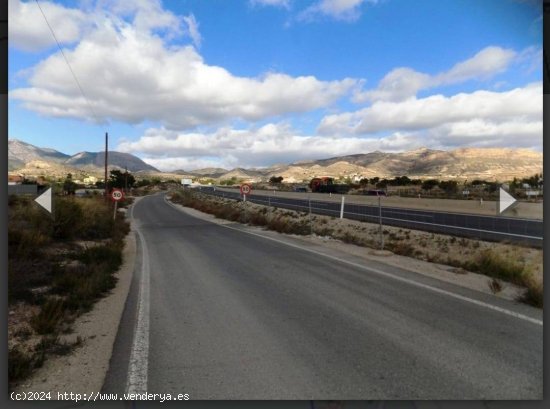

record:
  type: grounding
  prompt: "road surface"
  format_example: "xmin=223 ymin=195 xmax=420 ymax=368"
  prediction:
xmin=103 ymin=193 xmax=542 ymax=399
xmin=197 ymin=187 xmax=543 ymax=247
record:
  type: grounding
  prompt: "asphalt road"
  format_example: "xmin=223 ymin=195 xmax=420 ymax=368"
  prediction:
xmin=197 ymin=187 xmax=543 ymax=247
xmin=103 ymin=193 xmax=542 ymax=399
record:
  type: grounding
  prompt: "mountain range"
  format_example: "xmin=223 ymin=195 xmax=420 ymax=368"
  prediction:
xmin=8 ymin=139 xmax=159 ymax=174
xmin=179 ymin=147 xmax=542 ymax=183
xmin=8 ymin=139 xmax=542 ymax=183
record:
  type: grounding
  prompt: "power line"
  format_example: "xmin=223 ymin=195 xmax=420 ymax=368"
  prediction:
xmin=34 ymin=0 xmax=102 ymax=124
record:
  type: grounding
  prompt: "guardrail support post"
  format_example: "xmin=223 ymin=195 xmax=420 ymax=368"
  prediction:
xmin=309 ymin=198 xmax=312 ymax=235
xmin=340 ymin=196 xmax=345 ymax=219
xmin=378 ymin=195 xmax=384 ymax=250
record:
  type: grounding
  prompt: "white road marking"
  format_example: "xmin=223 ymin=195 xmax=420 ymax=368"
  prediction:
xmin=164 ymin=195 xmax=542 ymax=327
xmin=126 ymin=201 xmax=151 ymax=394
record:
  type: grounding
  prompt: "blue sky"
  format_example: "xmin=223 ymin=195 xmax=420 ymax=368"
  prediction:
xmin=8 ymin=0 xmax=543 ymax=170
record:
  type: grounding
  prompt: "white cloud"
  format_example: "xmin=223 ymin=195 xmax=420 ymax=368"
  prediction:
xmin=353 ymin=46 xmax=517 ymax=103
xmin=320 ymin=82 xmax=542 ymax=136
xmin=354 ymin=68 xmax=431 ymax=103
xmin=10 ymin=15 xmax=356 ymax=128
xmin=183 ymin=14 xmax=201 ymax=48
xmin=299 ymin=0 xmax=378 ymax=22
xmin=95 ymin=0 xmax=182 ymax=35
xmin=434 ymin=46 xmax=517 ymax=84
xmin=8 ymin=0 xmax=90 ymax=51
xmin=119 ymin=123 xmax=422 ymax=170
xmin=250 ymin=0 xmax=290 ymax=8
xmin=118 ymin=113 xmax=541 ymax=172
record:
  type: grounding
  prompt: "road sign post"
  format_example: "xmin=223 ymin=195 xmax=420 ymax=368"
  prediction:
xmin=111 ymin=188 xmax=124 ymax=220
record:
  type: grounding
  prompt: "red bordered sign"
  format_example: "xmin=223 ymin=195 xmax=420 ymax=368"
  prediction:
xmin=111 ymin=188 xmax=124 ymax=202
xmin=240 ymin=184 xmax=252 ymax=195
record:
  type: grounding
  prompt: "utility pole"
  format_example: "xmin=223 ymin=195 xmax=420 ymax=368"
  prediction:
xmin=124 ymin=165 xmax=128 ymax=194
xmin=104 ymin=132 xmax=109 ymax=197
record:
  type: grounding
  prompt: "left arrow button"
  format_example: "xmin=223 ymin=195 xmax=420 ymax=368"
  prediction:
xmin=34 ymin=188 xmax=52 ymax=214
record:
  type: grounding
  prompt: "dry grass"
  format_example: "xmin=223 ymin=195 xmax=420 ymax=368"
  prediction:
xmin=8 ymin=194 xmax=130 ymax=385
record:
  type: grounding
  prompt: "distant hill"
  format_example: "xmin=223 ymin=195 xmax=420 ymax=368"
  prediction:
xmin=64 ymin=151 xmax=158 ymax=173
xmin=8 ymin=139 xmax=542 ymax=183
xmin=184 ymin=147 xmax=542 ymax=183
xmin=172 ymin=167 xmax=229 ymax=178
xmin=8 ymin=139 xmax=69 ymax=170
xmin=8 ymin=139 xmax=159 ymax=173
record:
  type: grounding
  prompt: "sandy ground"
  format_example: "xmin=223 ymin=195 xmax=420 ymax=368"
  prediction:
xmin=167 ymin=197 xmax=528 ymax=303
xmin=215 ymin=187 xmax=543 ymax=219
xmin=13 ymin=215 xmax=137 ymax=395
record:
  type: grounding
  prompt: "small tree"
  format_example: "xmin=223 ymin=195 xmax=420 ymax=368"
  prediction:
xmin=439 ymin=180 xmax=458 ymax=194
xmin=269 ymin=176 xmax=284 ymax=184
xmin=422 ymin=179 xmax=439 ymax=191
xmin=109 ymin=169 xmax=135 ymax=189
xmin=63 ymin=173 xmax=76 ymax=195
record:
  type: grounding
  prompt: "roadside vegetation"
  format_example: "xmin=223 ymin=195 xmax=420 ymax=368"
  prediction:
xmin=8 ymin=194 xmax=131 ymax=386
xmin=170 ymin=190 xmax=542 ymax=308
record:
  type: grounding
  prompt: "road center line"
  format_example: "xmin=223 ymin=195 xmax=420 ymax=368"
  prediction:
xmin=126 ymin=201 xmax=151 ymax=394
xmin=165 ymin=195 xmax=542 ymax=327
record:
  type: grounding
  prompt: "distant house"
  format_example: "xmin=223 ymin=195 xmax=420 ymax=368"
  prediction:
xmin=83 ymin=176 xmax=98 ymax=185
xmin=8 ymin=174 xmax=24 ymax=185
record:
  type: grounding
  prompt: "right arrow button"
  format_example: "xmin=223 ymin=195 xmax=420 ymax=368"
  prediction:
xmin=499 ymin=187 xmax=516 ymax=214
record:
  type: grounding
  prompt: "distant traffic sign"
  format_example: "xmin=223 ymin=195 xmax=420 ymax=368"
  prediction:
xmin=240 ymin=184 xmax=252 ymax=195
xmin=111 ymin=188 xmax=124 ymax=202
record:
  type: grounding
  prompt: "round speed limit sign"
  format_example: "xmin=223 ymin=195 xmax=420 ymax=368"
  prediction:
xmin=111 ymin=188 xmax=124 ymax=202
xmin=240 ymin=184 xmax=252 ymax=195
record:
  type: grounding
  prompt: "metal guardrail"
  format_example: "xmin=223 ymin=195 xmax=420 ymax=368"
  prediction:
xmin=192 ymin=187 xmax=542 ymax=247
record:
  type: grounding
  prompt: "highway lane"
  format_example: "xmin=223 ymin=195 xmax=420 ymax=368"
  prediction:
xmin=104 ymin=193 xmax=542 ymax=399
xmin=197 ymin=187 xmax=543 ymax=246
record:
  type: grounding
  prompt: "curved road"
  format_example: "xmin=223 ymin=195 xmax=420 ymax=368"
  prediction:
xmin=103 ymin=193 xmax=542 ymax=399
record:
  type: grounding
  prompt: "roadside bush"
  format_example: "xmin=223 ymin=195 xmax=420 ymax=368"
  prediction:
xmin=387 ymin=241 xmax=415 ymax=257
xmin=52 ymin=245 xmax=121 ymax=312
xmin=53 ymin=199 xmax=84 ymax=239
xmin=520 ymin=275 xmax=543 ymax=308
xmin=8 ymin=347 xmax=44 ymax=382
xmin=474 ymin=249 xmax=525 ymax=284
xmin=77 ymin=198 xmax=114 ymax=239
xmin=30 ymin=298 xmax=66 ymax=335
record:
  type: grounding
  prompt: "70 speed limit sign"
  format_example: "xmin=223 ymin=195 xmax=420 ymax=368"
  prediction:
xmin=111 ymin=188 xmax=124 ymax=202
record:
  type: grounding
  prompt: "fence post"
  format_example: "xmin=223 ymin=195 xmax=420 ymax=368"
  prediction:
xmin=378 ymin=195 xmax=384 ymax=250
xmin=309 ymin=197 xmax=312 ymax=235
xmin=340 ymin=196 xmax=345 ymax=219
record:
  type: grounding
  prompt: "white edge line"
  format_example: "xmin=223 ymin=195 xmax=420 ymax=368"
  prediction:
xmin=165 ymin=195 xmax=543 ymax=327
xmin=126 ymin=201 xmax=150 ymax=394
